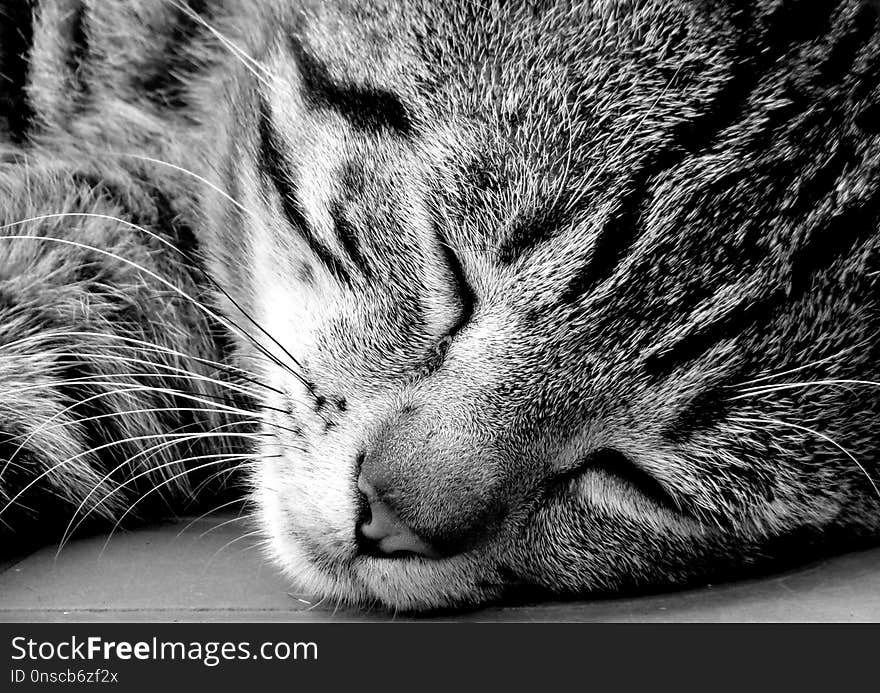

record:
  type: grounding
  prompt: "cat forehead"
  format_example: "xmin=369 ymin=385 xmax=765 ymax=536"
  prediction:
xmin=276 ymin=0 xmax=686 ymax=113
xmin=264 ymin=9 xmax=624 ymax=188
xmin=266 ymin=1 xmax=712 ymax=175
xmin=260 ymin=1 xmax=725 ymax=265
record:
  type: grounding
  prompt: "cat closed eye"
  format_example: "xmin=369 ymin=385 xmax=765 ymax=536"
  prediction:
xmin=560 ymin=448 xmax=682 ymax=514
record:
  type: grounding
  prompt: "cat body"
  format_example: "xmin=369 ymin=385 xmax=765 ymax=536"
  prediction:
xmin=1 ymin=0 xmax=880 ymax=611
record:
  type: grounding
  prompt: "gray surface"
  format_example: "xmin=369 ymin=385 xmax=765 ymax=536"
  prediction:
xmin=1 ymin=514 xmax=879 ymax=621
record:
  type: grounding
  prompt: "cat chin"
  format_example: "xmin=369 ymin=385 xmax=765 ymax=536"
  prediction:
xmin=253 ymin=471 xmax=367 ymax=607
xmin=252 ymin=462 xmax=502 ymax=611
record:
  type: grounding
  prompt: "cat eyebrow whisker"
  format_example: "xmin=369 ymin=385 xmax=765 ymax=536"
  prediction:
xmin=580 ymin=62 xmax=686 ymax=205
xmin=166 ymin=0 xmax=279 ymax=93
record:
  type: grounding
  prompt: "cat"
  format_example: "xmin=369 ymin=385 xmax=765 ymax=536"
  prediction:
xmin=1 ymin=0 xmax=880 ymax=612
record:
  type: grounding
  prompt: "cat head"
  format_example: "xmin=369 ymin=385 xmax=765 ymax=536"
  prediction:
xmin=199 ymin=0 xmax=880 ymax=610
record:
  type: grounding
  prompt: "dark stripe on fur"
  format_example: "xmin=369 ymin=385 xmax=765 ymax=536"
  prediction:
xmin=642 ymin=8 xmax=880 ymax=381
xmin=331 ymin=161 xmax=374 ymax=279
xmin=288 ymin=35 xmax=413 ymax=138
xmin=645 ymin=298 xmax=773 ymax=382
xmin=817 ymin=3 xmax=877 ymax=85
xmin=438 ymin=230 xmax=475 ymax=336
xmin=64 ymin=1 xmax=90 ymax=105
xmin=559 ymin=8 xmax=755 ymax=306
xmin=131 ymin=0 xmax=209 ymax=112
xmin=553 ymin=448 xmax=684 ymax=516
xmin=0 ymin=0 xmax=35 ymax=142
xmin=789 ymin=190 xmax=880 ymax=295
xmin=496 ymin=201 xmax=577 ymax=266
xmin=662 ymin=381 xmax=733 ymax=443
xmin=645 ymin=186 xmax=880 ymax=378
xmin=559 ymin=174 xmax=649 ymax=306
xmin=558 ymin=3 xmax=854 ymax=311
xmin=328 ymin=201 xmax=372 ymax=280
xmin=256 ymin=96 xmax=352 ymax=285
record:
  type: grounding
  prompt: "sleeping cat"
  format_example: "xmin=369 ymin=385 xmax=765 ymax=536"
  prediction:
xmin=1 ymin=0 xmax=879 ymax=612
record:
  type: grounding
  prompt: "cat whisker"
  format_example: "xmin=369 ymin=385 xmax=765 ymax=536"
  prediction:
xmin=731 ymin=415 xmax=880 ymax=502
xmin=173 ymin=498 xmax=251 ymax=538
xmin=0 ymin=406 xmax=252 ymax=448
xmin=0 ymin=221 xmax=309 ymax=388
xmin=53 ymin=356 xmax=269 ymax=404
xmin=0 ymin=385 xmax=300 ymax=472
xmin=573 ymin=61 xmax=685 ymax=212
xmin=59 ymin=448 xmax=265 ymax=555
xmin=58 ymin=417 xmax=306 ymax=547
xmin=205 ymin=528 xmax=266 ymax=568
xmin=730 ymin=342 xmax=865 ymax=388
xmin=0 ymin=370 xmax=257 ymax=478
xmin=0 ymin=429 xmax=264 ymax=520
xmin=101 ymin=151 xmax=260 ymax=220
xmin=150 ymin=417 xmax=307 ymax=465
xmin=137 ymin=421 xmax=256 ymax=479
xmin=38 ymin=352 xmax=278 ymax=400
xmin=0 ymin=375 xmax=282 ymax=417
xmin=183 ymin=468 xmax=251 ymax=510
xmin=98 ymin=455 xmax=282 ymax=558
xmin=0 ymin=330 xmax=274 ymax=388
xmin=733 ymin=378 xmax=880 ymax=400
xmin=195 ymin=510 xmax=256 ymax=540
xmin=0 ymin=380 xmax=234 ymax=482
xmin=304 ymin=593 xmax=332 ymax=613
xmin=174 ymin=456 xmax=237 ymax=498
xmin=166 ymin=1 xmax=278 ymax=91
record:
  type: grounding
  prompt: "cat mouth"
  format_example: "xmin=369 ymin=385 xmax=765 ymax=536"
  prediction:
xmin=255 ymin=454 xmax=507 ymax=610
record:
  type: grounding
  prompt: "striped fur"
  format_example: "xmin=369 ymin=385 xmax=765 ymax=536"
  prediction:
xmin=1 ymin=0 xmax=880 ymax=610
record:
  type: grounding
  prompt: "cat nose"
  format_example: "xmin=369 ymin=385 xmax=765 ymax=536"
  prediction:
xmin=356 ymin=474 xmax=440 ymax=559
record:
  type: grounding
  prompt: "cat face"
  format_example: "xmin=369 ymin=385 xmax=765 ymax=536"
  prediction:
xmin=202 ymin=0 xmax=880 ymax=610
